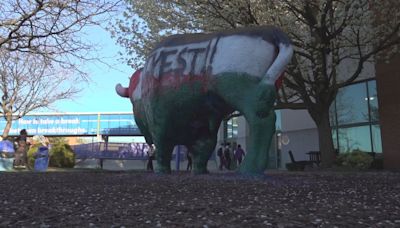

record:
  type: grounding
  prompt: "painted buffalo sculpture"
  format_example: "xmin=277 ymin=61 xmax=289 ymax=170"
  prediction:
xmin=116 ymin=26 xmax=293 ymax=174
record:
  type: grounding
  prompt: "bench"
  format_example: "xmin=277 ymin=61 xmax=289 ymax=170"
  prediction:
xmin=306 ymin=151 xmax=321 ymax=166
xmin=286 ymin=150 xmax=314 ymax=171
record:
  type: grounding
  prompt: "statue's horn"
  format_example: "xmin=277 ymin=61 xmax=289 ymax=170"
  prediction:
xmin=115 ymin=83 xmax=129 ymax=98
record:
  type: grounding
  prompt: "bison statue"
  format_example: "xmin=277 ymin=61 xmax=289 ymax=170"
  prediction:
xmin=116 ymin=26 xmax=293 ymax=174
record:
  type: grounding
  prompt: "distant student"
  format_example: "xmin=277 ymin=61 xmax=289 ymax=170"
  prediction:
xmin=217 ymin=147 xmax=224 ymax=170
xmin=224 ymin=145 xmax=231 ymax=170
xmin=147 ymin=144 xmax=155 ymax=171
xmin=234 ymin=144 xmax=246 ymax=165
xmin=186 ymin=150 xmax=192 ymax=171
xmin=14 ymin=129 xmax=29 ymax=168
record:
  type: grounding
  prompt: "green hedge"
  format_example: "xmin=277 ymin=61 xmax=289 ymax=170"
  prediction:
xmin=27 ymin=144 xmax=41 ymax=168
xmin=27 ymin=143 xmax=75 ymax=168
xmin=336 ymin=150 xmax=373 ymax=170
xmin=49 ymin=143 xmax=75 ymax=168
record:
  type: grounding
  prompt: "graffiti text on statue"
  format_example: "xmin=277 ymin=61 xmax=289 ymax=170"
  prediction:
xmin=144 ymin=39 xmax=217 ymax=79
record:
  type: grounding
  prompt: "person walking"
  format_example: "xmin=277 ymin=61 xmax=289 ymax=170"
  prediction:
xmin=186 ymin=150 xmax=192 ymax=171
xmin=146 ymin=144 xmax=155 ymax=171
xmin=217 ymin=147 xmax=224 ymax=170
xmin=234 ymin=144 xmax=246 ymax=165
xmin=224 ymin=145 xmax=231 ymax=170
xmin=14 ymin=129 xmax=29 ymax=168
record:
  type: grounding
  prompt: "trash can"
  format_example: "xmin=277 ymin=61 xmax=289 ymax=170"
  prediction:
xmin=0 ymin=140 xmax=15 ymax=171
xmin=34 ymin=146 xmax=49 ymax=172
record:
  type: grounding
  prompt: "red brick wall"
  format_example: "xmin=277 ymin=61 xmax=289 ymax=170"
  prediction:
xmin=376 ymin=55 xmax=400 ymax=170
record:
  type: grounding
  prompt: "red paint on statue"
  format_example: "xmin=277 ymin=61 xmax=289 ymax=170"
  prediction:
xmin=128 ymin=69 xmax=142 ymax=98
xmin=275 ymin=72 xmax=284 ymax=89
xmin=141 ymin=73 xmax=211 ymax=98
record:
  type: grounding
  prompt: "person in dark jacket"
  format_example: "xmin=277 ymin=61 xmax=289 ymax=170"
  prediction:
xmin=217 ymin=147 xmax=224 ymax=170
xmin=224 ymin=145 xmax=231 ymax=170
xmin=14 ymin=129 xmax=29 ymax=168
xmin=234 ymin=144 xmax=246 ymax=165
xmin=186 ymin=150 xmax=192 ymax=171
xmin=146 ymin=144 xmax=155 ymax=171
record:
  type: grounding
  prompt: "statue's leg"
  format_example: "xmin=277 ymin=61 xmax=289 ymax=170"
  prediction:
xmin=190 ymin=129 xmax=218 ymax=174
xmin=152 ymin=134 xmax=174 ymax=174
xmin=238 ymin=111 xmax=276 ymax=174
xmin=214 ymin=75 xmax=277 ymax=174
xmin=224 ymin=81 xmax=276 ymax=174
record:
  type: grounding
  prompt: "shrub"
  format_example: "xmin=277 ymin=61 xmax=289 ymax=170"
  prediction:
xmin=336 ymin=149 xmax=373 ymax=170
xmin=49 ymin=143 xmax=75 ymax=168
xmin=370 ymin=155 xmax=384 ymax=170
xmin=27 ymin=144 xmax=42 ymax=168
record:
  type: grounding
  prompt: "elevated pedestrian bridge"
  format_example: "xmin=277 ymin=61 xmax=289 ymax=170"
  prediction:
xmin=0 ymin=112 xmax=141 ymax=137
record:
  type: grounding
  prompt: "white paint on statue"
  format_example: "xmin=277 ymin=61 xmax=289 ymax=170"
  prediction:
xmin=211 ymin=35 xmax=276 ymax=79
xmin=262 ymin=43 xmax=293 ymax=85
xmin=132 ymin=34 xmax=293 ymax=100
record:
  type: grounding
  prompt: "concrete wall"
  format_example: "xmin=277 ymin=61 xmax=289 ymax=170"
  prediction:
xmin=280 ymin=128 xmax=319 ymax=168
xmin=279 ymin=109 xmax=319 ymax=169
xmin=281 ymin=109 xmax=316 ymax=132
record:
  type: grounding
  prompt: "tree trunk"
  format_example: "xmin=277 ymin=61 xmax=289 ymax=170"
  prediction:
xmin=309 ymin=107 xmax=336 ymax=168
xmin=2 ymin=114 xmax=13 ymax=139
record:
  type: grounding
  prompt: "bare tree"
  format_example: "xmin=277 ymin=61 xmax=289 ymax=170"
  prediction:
xmin=0 ymin=51 xmax=80 ymax=138
xmin=111 ymin=0 xmax=400 ymax=167
xmin=0 ymin=0 xmax=120 ymax=70
xmin=0 ymin=0 xmax=121 ymax=138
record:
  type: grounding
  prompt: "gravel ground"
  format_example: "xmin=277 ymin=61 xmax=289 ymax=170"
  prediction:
xmin=0 ymin=170 xmax=399 ymax=227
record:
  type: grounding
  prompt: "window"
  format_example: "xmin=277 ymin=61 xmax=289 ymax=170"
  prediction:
xmin=367 ymin=81 xmax=379 ymax=122
xmin=332 ymin=129 xmax=338 ymax=150
xmin=338 ymin=126 xmax=372 ymax=153
xmin=371 ymin=125 xmax=382 ymax=153
xmin=336 ymin=83 xmax=369 ymax=125
xmin=226 ymin=116 xmax=238 ymax=139
xmin=84 ymin=115 xmax=98 ymax=135
xmin=224 ymin=111 xmax=281 ymax=140
xmin=331 ymin=80 xmax=382 ymax=153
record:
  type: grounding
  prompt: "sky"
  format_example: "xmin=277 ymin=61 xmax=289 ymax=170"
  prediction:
xmin=52 ymin=25 xmax=134 ymax=114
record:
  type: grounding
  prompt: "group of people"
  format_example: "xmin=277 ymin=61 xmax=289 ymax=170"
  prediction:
xmin=1 ymin=129 xmax=50 ymax=169
xmin=146 ymin=144 xmax=245 ymax=172
xmin=217 ymin=144 xmax=245 ymax=170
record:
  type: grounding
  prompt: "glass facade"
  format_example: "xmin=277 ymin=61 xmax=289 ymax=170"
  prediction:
xmin=0 ymin=113 xmax=140 ymax=136
xmin=330 ymin=80 xmax=382 ymax=153
xmin=225 ymin=111 xmax=281 ymax=139
xmin=226 ymin=115 xmax=239 ymax=139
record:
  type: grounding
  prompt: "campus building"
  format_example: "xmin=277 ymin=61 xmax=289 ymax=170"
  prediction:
xmin=217 ymin=55 xmax=399 ymax=170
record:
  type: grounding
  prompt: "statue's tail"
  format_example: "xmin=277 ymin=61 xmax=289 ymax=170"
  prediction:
xmin=261 ymin=29 xmax=293 ymax=86
xmin=115 ymin=84 xmax=129 ymax=98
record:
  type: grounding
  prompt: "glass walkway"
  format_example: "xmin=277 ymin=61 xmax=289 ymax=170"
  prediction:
xmin=0 ymin=112 xmax=141 ymax=137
